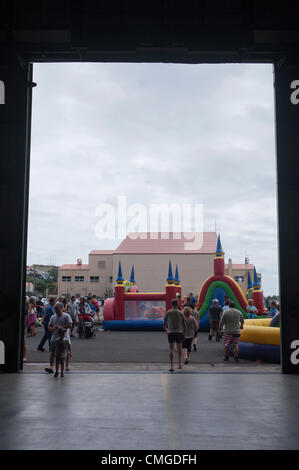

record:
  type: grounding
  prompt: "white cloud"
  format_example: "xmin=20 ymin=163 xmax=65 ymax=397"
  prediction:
xmin=28 ymin=63 xmax=278 ymax=295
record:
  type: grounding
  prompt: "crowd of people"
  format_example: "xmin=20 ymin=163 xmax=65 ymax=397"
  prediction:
xmin=162 ymin=294 xmax=280 ymax=372
xmin=23 ymin=291 xmax=280 ymax=373
xmin=23 ymin=293 xmax=107 ymax=372
xmin=163 ymin=295 xmax=244 ymax=371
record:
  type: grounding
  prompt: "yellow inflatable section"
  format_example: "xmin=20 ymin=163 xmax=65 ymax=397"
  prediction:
xmin=245 ymin=318 xmax=272 ymax=326
xmin=240 ymin=318 xmax=280 ymax=346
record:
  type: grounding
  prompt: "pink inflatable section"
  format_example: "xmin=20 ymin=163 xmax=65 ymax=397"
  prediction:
xmin=103 ymin=297 xmax=115 ymax=321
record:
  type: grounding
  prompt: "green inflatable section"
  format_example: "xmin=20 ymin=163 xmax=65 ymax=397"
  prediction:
xmin=198 ymin=280 xmax=248 ymax=318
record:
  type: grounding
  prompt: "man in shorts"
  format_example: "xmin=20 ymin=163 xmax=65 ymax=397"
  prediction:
xmin=208 ymin=299 xmax=222 ymax=342
xmin=163 ymin=299 xmax=186 ymax=372
xmin=45 ymin=303 xmax=72 ymax=374
xmin=219 ymin=300 xmax=244 ymax=362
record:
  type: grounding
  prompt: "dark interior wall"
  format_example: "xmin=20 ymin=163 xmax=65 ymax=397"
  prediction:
xmin=1 ymin=1 xmax=299 ymax=63
xmin=0 ymin=2 xmax=299 ymax=372
xmin=274 ymin=61 xmax=299 ymax=373
xmin=0 ymin=59 xmax=32 ymax=372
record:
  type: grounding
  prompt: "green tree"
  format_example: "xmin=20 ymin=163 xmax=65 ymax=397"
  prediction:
xmin=48 ymin=267 xmax=58 ymax=282
xmin=264 ymin=295 xmax=280 ymax=308
xmin=47 ymin=282 xmax=57 ymax=294
xmin=35 ymin=279 xmax=47 ymax=296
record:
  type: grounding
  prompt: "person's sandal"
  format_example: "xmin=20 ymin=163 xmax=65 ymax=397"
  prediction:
xmin=45 ymin=368 xmax=54 ymax=374
xmin=54 ymin=372 xmax=59 ymax=378
xmin=169 ymin=369 xmax=174 ymax=373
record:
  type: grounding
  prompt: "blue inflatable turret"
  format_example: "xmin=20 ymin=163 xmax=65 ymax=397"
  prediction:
xmin=215 ymin=234 xmax=224 ymax=258
xmin=116 ymin=261 xmax=124 ymax=284
xmin=253 ymin=266 xmax=260 ymax=291
xmin=247 ymin=271 xmax=253 ymax=290
xmin=129 ymin=265 xmax=136 ymax=284
xmin=174 ymin=264 xmax=180 ymax=286
xmin=166 ymin=260 xmax=174 ymax=284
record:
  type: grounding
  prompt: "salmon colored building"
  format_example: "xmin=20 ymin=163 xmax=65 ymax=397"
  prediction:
xmin=58 ymin=232 xmax=261 ymax=298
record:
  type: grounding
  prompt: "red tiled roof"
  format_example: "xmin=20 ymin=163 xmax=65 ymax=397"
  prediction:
xmin=89 ymin=250 xmax=114 ymax=255
xmin=59 ymin=264 xmax=89 ymax=270
xmin=114 ymin=232 xmax=217 ymax=254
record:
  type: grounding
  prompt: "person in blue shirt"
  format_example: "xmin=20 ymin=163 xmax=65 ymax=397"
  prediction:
xmin=246 ymin=299 xmax=257 ymax=319
xmin=269 ymin=300 xmax=278 ymax=318
xmin=37 ymin=298 xmax=55 ymax=351
xmin=270 ymin=311 xmax=280 ymax=327
xmin=88 ymin=298 xmax=96 ymax=316
xmin=189 ymin=292 xmax=196 ymax=306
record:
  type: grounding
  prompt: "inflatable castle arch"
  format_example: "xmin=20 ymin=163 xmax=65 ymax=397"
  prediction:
xmin=103 ymin=234 xmax=265 ymax=331
xmin=197 ymin=235 xmax=264 ymax=330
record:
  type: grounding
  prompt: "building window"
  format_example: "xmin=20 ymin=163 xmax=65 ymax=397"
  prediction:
xmin=75 ymin=276 xmax=84 ymax=282
xmin=109 ymin=276 xmax=113 ymax=283
xmin=62 ymin=276 xmax=71 ymax=282
xmin=98 ymin=261 xmax=106 ymax=269
xmin=234 ymin=276 xmax=244 ymax=282
xmin=90 ymin=276 xmax=99 ymax=283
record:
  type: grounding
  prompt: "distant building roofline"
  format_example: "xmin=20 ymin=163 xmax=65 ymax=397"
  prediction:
xmin=89 ymin=250 xmax=114 ymax=255
xmin=225 ymin=263 xmax=255 ymax=270
xmin=59 ymin=264 xmax=89 ymax=270
xmin=114 ymin=232 xmax=217 ymax=254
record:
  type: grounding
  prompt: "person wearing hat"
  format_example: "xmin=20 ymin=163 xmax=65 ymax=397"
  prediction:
xmin=208 ymin=299 xmax=222 ymax=342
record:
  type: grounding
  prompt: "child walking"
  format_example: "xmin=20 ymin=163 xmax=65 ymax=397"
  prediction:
xmin=182 ymin=307 xmax=197 ymax=364
xmin=53 ymin=328 xmax=72 ymax=377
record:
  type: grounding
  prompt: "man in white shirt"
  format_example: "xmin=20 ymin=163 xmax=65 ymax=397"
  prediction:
xmin=45 ymin=304 xmax=72 ymax=374
xmin=219 ymin=301 xmax=244 ymax=362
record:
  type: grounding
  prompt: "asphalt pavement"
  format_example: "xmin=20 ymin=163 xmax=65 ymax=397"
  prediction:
xmin=26 ymin=324 xmax=250 ymax=364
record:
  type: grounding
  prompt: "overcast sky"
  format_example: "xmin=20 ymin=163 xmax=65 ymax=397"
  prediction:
xmin=27 ymin=62 xmax=278 ymax=295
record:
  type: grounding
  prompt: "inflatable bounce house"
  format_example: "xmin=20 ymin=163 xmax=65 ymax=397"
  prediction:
xmin=197 ymin=235 xmax=280 ymax=363
xmin=103 ymin=234 xmax=281 ymax=363
xmin=103 ymin=260 xmax=182 ymax=331
xmin=239 ymin=262 xmax=280 ymax=363
xmin=239 ymin=318 xmax=280 ymax=363
xmin=197 ymin=235 xmax=264 ymax=329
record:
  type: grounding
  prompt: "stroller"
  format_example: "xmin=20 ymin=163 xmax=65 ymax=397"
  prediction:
xmin=77 ymin=313 xmax=96 ymax=338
